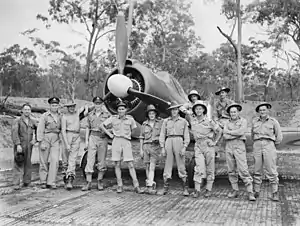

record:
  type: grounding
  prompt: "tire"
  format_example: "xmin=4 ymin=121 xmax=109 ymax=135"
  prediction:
xmin=81 ymin=151 xmax=88 ymax=179
xmin=187 ymin=156 xmax=196 ymax=188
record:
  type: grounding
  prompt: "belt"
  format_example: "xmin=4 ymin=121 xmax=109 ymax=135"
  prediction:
xmin=144 ymin=140 xmax=159 ymax=144
xmin=254 ymin=138 xmax=274 ymax=142
xmin=66 ymin=130 xmax=80 ymax=134
xmin=45 ymin=131 xmax=60 ymax=134
xmin=90 ymin=130 xmax=106 ymax=138
xmin=167 ymin=135 xmax=183 ymax=138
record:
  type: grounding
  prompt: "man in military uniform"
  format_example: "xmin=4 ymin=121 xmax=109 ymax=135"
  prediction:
xmin=214 ymin=87 xmax=234 ymax=128
xmin=37 ymin=97 xmax=61 ymax=189
xmin=251 ymin=102 xmax=282 ymax=201
xmin=139 ymin=104 xmax=163 ymax=195
xmin=214 ymin=87 xmax=234 ymax=158
xmin=159 ymin=101 xmax=190 ymax=196
xmin=81 ymin=96 xmax=110 ymax=191
xmin=180 ymin=90 xmax=212 ymax=120
xmin=61 ymin=100 xmax=90 ymax=190
xmin=11 ymin=103 xmax=37 ymax=190
xmin=101 ymin=100 xmax=143 ymax=194
xmin=223 ymin=103 xmax=256 ymax=201
xmin=187 ymin=100 xmax=222 ymax=198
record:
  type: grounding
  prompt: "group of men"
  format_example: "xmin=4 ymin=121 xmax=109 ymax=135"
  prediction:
xmin=11 ymin=86 xmax=282 ymax=202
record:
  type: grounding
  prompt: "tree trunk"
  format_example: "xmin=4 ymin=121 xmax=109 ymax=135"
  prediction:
xmin=236 ymin=0 xmax=243 ymax=102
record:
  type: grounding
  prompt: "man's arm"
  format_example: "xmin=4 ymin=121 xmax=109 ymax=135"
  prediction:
xmin=183 ymin=120 xmax=190 ymax=148
xmin=226 ymin=119 xmax=247 ymax=136
xmin=36 ymin=115 xmax=46 ymax=142
xmin=11 ymin=119 xmax=21 ymax=146
xmin=100 ymin=116 xmax=114 ymax=138
xmin=159 ymin=119 xmax=167 ymax=148
xmin=274 ymin=120 xmax=283 ymax=144
xmin=61 ymin=116 xmax=69 ymax=148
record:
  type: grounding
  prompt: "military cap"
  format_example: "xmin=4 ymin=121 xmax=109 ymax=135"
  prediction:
xmin=48 ymin=97 xmax=60 ymax=104
xmin=255 ymin=102 xmax=272 ymax=113
xmin=64 ymin=100 xmax=76 ymax=107
xmin=215 ymin=87 xmax=230 ymax=96
xmin=192 ymin=100 xmax=207 ymax=115
xmin=92 ymin=96 xmax=103 ymax=104
xmin=116 ymin=100 xmax=127 ymax=108
xmin=226 ymin=103 xmax=242 ymax=114
xmin=146 ymin=104 xmax=158 ymax=114
xmin=167 ymin=101 xmax=182 ymax=110
xmin=188 ymin=90 xmax=201 ymax=102
xmin=14 ymin=152 xmax=25 ymax=166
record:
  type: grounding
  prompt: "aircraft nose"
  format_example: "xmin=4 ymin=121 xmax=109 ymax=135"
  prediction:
xmin=107 ymin=74 xmax=133 ymax=98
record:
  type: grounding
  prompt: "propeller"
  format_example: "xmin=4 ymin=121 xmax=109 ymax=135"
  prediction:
xmin=104 ymin=1 xmax=134 ymax=102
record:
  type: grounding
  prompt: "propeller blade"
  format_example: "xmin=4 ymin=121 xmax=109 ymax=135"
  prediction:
xmin=103 ymin=91 xmax=112 ymax=101
xmin=127 ymin=0 xmax=135 ymax=38
xmin=116 ymin=12 xmax=128 ymax=75
xmin=127 ymin=88 xmax=171 ymax=113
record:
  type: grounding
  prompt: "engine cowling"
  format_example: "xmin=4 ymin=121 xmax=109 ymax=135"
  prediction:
xmin=103 ymin=59 xmax=189 ymax=124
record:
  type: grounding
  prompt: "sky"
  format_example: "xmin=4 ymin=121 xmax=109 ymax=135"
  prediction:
xmin=0 ymin=0 xmax=297 ymax=69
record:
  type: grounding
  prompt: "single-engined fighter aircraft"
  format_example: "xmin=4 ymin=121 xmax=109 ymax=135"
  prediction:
xmin=80 ymin=4 xmax=300 ymax=186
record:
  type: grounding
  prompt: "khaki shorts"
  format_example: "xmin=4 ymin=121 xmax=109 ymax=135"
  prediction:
xmin=143 ymin=142 xmax=160 ymax=163
xmin=111 ymin=137 xmax=134 ymax=162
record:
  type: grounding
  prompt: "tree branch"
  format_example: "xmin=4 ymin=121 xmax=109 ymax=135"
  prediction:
xmin=217 ymin=26 xmax=238 ymax=59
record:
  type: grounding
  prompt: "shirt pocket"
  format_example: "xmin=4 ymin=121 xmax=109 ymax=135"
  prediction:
xmin=113 ymin=122 xmax=121 ymax=131
xmin=144 ymin=126 xmax=152 ymax=140
xmin=263 ymin=123 xmax=274 ymax=136
xmin=124 ymin=120 xmax=132 ymax=133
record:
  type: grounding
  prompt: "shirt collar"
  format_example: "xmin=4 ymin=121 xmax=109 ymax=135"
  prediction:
xmin=258 ymin=115 xmax=270 ymax=121
xmin=229 ymin=116 xmax=241 ymax=122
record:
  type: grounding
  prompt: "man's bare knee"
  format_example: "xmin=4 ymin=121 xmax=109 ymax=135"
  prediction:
xmin=127 ymin=161 xmax=134 ymax=169
xmin=114 ymin=161 xmax=121 ymax=167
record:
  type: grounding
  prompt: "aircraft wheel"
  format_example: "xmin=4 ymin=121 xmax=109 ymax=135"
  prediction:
xmin=187 ymin=156 xmax=195 ymax=188
xmin=81 ymin=151 xmax=88 ymax=179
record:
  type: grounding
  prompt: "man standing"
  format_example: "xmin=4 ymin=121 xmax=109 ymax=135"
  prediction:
xmin=223 ymin=103 xmax=256 ymax=201
xmin=37 ymin=97 xmax=61 ymax=189
xmin=81 ymin=96 xmax=110 ymax=191
xmin=159 ymin=101 xmax=190 ymax=196
xmin=61 ymin=100 xmax=90 ymax=190
xmin=181 ymin=90 xmax=212 ymax=120
xmin=214 ymin=87 xmax=234 ymax=128
xmin=252 ymin=102 xmax=282 ymax=201
xmin=11 ymin=103 xmax=37 ymax=190
xmin=187 ymin=100 xmax=222 ymax=198
xmin=101 ymin=100 xmax=143 ymax=194
xmin=139 ymin=104 xmax=163 ymax=195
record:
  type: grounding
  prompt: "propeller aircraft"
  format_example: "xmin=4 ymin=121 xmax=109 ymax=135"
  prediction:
xmin=80 ymin=1 xmax=300 ymax=186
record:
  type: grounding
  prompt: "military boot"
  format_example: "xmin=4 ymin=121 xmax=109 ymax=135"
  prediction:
xmin=182 ymin=179 xmax=189 ymax=197
xmin=204 ymin=190 xmax=212 ymax=198
xmin=66 ymin=176 xmax=74 ymax=190
xmin=162 ymin=179 xmax=170 ymax=195
xmin=134 ymin=186 xmax=144 ymax=194
xmin=81 ymin=182 xmax=92 ymax=191
xmin=97 ymin=180 xmax=104 ymax=191
xmin=272 ymin=192 xmax=279 ymax=202
xmin=248 ymin=192 xmax=256 ymax=201
xmin=228 ymin=190 xmax=239 ymax=198
xmin=148 ymin=182 xmax=157 ymax=195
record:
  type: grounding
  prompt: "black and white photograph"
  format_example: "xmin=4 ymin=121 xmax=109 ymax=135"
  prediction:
xmin=0 ymin=0 xmax=299 ymax=225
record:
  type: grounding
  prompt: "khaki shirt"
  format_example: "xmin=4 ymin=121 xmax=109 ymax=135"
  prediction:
xmin=189 ymin=116 xmax=219 ymax=140
xmin=87 ymin=109 xmax=110 ymax=136
xmin=62 ymin=111 xmax=81 ymax=133
xmin=11 ymin=116 xmax=37 ymax=146
xmin=37 ymin=111 xmax=61 ymax=142
xmin=251 ymin=116 xmax=283 ymax=144
xmin=103 ymin=115 xmax=137 ymax=140
xmin=159 ymin=116 xmax=190 ymax=148
xmin=215 ymin=98 xmax=234 ymax=119
xmin=139 ymin=118 xmax=163 ymax=144
xmin=223 ymin=117 xmax=247 ymax=141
